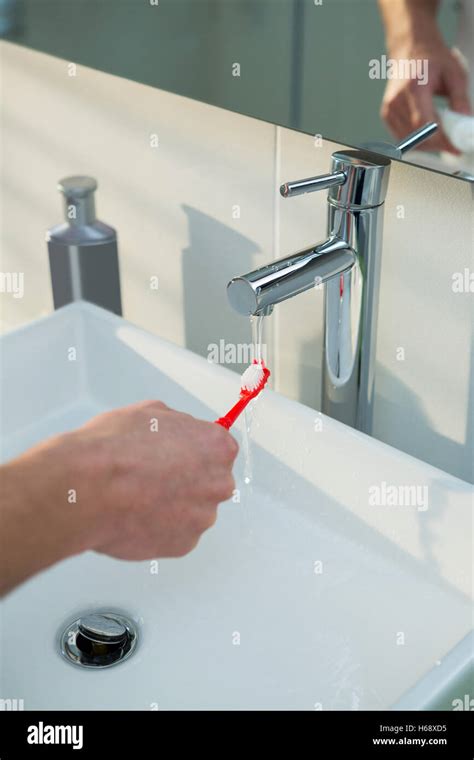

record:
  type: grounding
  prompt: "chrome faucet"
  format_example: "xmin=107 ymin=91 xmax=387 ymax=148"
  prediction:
xmin=227 ymin=123 xmax=437 ymax=434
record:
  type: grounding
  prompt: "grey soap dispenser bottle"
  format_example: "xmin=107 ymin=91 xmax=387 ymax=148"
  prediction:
xmin=47 ymin=176 xmax=122 ymax=315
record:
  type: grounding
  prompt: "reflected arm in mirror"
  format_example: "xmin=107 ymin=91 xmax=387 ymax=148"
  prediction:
xmin=378 ymin=0 xmax=472 ymax=154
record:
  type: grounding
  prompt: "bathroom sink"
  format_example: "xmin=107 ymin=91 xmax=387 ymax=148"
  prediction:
xmin=0 ymin=302 xmax=472 ymax=710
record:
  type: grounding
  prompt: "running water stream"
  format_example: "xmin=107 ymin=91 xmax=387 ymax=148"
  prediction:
xmin=241 ymin=314 xmax=267 ymax=532
xmin=250 ymin=313 xmax=265 ymax=364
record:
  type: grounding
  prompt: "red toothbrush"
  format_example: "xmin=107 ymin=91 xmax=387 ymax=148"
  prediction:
xmin=215 ymin=360 xmax=270 ymax=430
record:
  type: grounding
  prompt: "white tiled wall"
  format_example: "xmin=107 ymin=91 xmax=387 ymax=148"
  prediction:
xmin=1 ymin=42 xmax=472 ymax=482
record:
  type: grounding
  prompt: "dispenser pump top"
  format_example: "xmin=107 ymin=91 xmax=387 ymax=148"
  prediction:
xmin=58 ymin=176 xmax=97 ymax=226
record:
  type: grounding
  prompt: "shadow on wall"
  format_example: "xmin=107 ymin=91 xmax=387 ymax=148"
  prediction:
xmin=373 ymin=363 xmax=473 ymax=485
xmin=295 ymin=304 xmax=473 ymax=486
xmin=181 ymin=205 xmax=260 ymax=376
xmin=294 ymin=337 xmax=472 ymax=484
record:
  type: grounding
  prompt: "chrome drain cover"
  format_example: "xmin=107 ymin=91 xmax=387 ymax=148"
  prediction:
xmin=60 ymin=611 xmax=138 ymax=669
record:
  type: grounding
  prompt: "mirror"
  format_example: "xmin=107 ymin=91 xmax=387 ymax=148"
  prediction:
xmin=2 ymin=0 xmax=473 ymax=181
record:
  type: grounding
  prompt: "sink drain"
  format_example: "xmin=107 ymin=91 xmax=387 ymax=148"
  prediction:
xmin=60 ymin=611 xmax=138 ymax=669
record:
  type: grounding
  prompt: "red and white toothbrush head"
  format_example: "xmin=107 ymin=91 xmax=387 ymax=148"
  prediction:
xmin=215 ymin=360 xmax=270 ymax=430
xmin=240 ymin=360 xmax=270 ymax=397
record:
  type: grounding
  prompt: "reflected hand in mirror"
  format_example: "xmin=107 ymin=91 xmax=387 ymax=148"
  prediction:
xmin=378 ymin=0 xmax=472 ymax=155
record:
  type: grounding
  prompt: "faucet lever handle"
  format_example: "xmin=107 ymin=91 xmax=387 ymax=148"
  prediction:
xmin=361 ymin=121 xmax=438 ymax=159
xmin=280 ymin=171 xmax=346 ymax=198
xmin=395 ymin=121 xmax=438 ymax=154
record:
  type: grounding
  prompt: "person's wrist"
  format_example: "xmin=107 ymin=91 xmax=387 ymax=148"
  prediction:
xmin=62 ymin=427 xmax=138 ymax=552
xmin=386 ymin=12 xmax=443 ymax=59
xmin=50 ymin=429 xmax=121 ymax=552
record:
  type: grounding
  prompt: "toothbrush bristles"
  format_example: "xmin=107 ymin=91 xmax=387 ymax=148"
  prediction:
xmin=241 ymin=361 xmax=265 ymax=392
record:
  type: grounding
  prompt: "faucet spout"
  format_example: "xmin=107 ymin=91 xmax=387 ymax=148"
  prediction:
xmin=227 ymin=237 xmax=355 ymax=316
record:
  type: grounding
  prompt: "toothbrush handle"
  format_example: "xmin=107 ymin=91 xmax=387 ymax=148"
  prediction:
xmin=215 ymin=395 xmax=250 ymax=430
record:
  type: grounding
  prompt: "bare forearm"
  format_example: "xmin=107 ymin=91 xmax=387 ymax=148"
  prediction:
xmin=0 ymin=437 xmax=90 ymax=596
xmin=378 ymin=0 xmax=442 ymax=52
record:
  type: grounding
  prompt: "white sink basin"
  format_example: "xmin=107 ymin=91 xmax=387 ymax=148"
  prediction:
xmin=1 ymin=302 xmax=472 ymax=710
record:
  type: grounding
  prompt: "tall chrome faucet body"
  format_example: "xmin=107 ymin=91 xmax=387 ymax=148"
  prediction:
xmin=227 ymin=124 xmax=437 ymax=434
